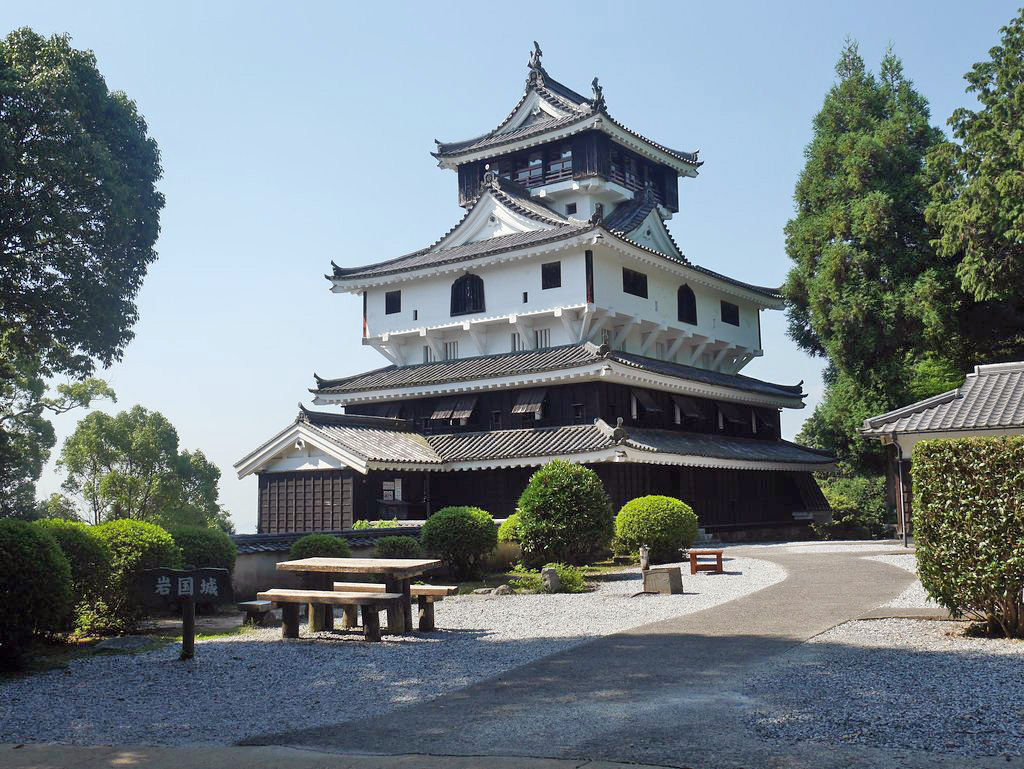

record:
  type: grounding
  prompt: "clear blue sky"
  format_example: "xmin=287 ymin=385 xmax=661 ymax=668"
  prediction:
xmin=5 ymin=1 xmax=1018 ymax=533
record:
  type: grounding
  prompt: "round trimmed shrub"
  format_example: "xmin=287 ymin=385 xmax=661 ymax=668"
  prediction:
xmin=168 ymin=526 xmax=236 ymax=573
xmin=517 ymin=461 xmax=614 ymax=565
xmin=33 ymin=519 xmax=111 ymax=605
xmin=289 ymin=533 xmax=352 ymax=560
xmin=497 ymin=513 xmax=522 ymax=544
xmin=0 ymin=520 xmax=74 ymax=669
xmin=420 ymin=506 xmax=497 ymax=579
xmin=614 ymin=495 xmax=699 ymax=563
xmin=91 ymin=520 xmax=182 ymax=633
xmin=375 ymin=535 xmax=421 ymax=559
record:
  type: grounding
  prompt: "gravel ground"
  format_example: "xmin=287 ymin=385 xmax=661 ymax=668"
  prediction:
xmin=0 ymin=555 xmax=783 ymax=746
xmin=865 ymin=553 xmax=939 ymax=609
xmin=745 ymin=618 xmax=1024 ymax=758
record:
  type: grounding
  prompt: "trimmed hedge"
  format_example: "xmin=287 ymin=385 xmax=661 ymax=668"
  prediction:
xmin=289 ymin=534 xmax=352 ymax=560
xmin=517 ymin=461 xmax=613 ymax=565
xmin=169 ymin=526 xmax=237 ymax=573
xmin=913 ymin=436 xmax=1024 ymax=638
xmin=614 ymin=495 xmax=698 ymax=563
xmin=33 ymin=519 xmax=111 ymax=606
xmin=420 ymin=506 xmax=496 ymax=579
xmin=90 ymin=520 xmax=182 ymax=633
xmin=375 ymin=535 xmax=421 ymax=559
xmin=0 ymin=520 xmax=74 ymax=669
xmin=497 ymin=513 xmax=522 ymax=544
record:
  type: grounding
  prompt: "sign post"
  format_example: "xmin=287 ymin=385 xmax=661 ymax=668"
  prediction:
xmin=138 ymin=567 xmax=233 ymax=660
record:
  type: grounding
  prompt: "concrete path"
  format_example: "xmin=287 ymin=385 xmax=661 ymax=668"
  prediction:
xmin=243 ymin=547 xmax=1021 ymax=769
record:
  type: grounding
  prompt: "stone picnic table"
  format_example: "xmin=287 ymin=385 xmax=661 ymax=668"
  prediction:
xmin=274 ymin=557 xmax=441 ymax=634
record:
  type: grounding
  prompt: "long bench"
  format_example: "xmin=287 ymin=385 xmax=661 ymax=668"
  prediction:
xmin=333 ymin=581 xmax=457 ymax=631
xmin=257 ymin=589 xmax=403 ymax=642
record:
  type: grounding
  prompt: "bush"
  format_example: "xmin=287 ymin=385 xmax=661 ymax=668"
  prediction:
xmin=90 ymin=520 xmax=182 ymax=633
xmin=420 ymin=506 xmax=497 ymax=579
xmin=542 ymin=562 xmax=587 ymax=593
xmin=168 ymin=526 xmax=237 ymax=573
xmin=32 ymin=519 xmax=111 ymax=606
xmin=352 ymin=518 xmax=401 ymax=530
xmin=0 ymin=520 xmax=74 ymax=669
xmin=913 ymin=436 xmax=1024 ymax=638
xmin=614 ymin=495 xmax=698 ymax=563
xmin=497 ymin=513 xmax=522 ymax=544
xmin=289 ymin=534 xmax=352 ymax=560
xmin=517 ymin=461 xmax=613 ymax=565
xmin=375 ymin=535 xmax=421 ymax=559
xmin=812 ymin=475 xmax=890 ymax=540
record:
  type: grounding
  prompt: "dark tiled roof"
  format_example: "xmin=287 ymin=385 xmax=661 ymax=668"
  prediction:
xmin=427 ymin=423 xmax=611 ymax=462
xmin=435 ymin=113 xmax=591 ymax=157
xmin=861 ymin=362 xmax=1024 ymax=436
xmin=300 ymin=407 xmax=442 ymax=464
xmin=607 ymin=351 xmax=805 ymax=398
xmin=604 ymin=189 xmax=660 ymax=233
xmin=313 ymin=344 xmax=805 ymax=403
xmin=624 ymin=428 xmax=834 ymax=465
xmin=315 ymin=345 xmax=600 ymax=394
xmin=686 ymin=264 xmax=782 ymax=302
xmin=232 ymin=527 xmax=424 ymax=555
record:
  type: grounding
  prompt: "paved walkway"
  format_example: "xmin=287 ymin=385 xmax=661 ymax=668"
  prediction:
xmin=242 ymin=546 xmax=1023 ymax=769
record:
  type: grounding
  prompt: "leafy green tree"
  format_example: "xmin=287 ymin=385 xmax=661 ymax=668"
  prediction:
xmin=925 ymin=9 xmax=1024 ymax=358
xmin=0 ymin=29 xmax=163 ymax=512
xmin=58 ymin=405 xmax=232 ymax=532
xmin=783 ymin=42 xmax=946 ymax=473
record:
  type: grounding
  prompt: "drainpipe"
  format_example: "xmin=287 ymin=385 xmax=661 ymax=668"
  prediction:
xmin=894 ymin=441 xmax=908 ymax=548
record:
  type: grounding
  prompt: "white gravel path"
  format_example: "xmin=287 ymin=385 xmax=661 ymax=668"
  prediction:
xmin=0 ymin=555 xmax=783 ymax=746
xmin=745 ymin=618 xmax=1024 ymax=758
xmin=864 ymin=552 xmax=938 ymax=609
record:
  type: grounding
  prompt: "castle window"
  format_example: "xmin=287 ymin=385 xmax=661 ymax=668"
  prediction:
xmin=511 ymin=332 xmax=525 ymax=352
xmin=678 ymin=285 xmax=697 ymax=325
xmin=451 ymin=273 xmax=485 ymax=316
xmin=422 ymin=345 xmax=433 ymax=363
xmin=546 ymin=145 xmax=573 ymax=180
xmin=443 ymin=340 xmax=459 ymax=360
xmin=623 ymin=267 xmax=648 ymax=298
xmin=542 ymin=261 xmax=561 ymax=289
xmin=565 ymin=202 xmax=577 ymax=215
xmin=534 ymin=328 xmax=551 ymax=348
xmin=515 ymin=151 xmax=544 ymax=186
xmin=572 ymin=403 xmax=585 ymax=424
xmin=721 ymin=300 xmax=740 ymax=326
xmin=385 ymin=290 xmax=401 ymax=315
xmin=491 ymin=410 xmax=503 ymax=429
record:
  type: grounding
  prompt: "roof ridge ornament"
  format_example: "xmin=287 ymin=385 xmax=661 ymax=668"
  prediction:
xmin=612 ymin=416 xmax=628 ymax=444
xmin=527 ymin=41 xmax=545 ymax=87
xmin=590 ymin=77 xmax=605 ymax=112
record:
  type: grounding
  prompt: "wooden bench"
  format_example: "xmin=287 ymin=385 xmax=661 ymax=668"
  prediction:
xmin=238 ymin=599 xmax=274 ymax=626
xmin=333 ymin=581 xmax=458 ymax=631
xmin=688 ymin=548 xmax=724 ymax=575
xmin=257 ymin=589 xmax=403 ymax=642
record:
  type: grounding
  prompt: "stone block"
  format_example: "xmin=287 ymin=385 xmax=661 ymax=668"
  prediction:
xmin=643 ymin=566 xmax=683 ymax=595
xmin=541 ymin=567 xmax=561 ymax=593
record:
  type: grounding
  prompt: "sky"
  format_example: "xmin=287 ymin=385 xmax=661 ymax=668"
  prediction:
xmin=5 ymin=1 xmax=1019 ymax=533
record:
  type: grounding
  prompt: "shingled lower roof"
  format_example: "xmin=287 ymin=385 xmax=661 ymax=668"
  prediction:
xmin=312 ymin=344 xmax=805 ymax=404
xmin=861 ymin=361 xmax=1024 ymax=437
xmin=624 ymin=428 xmax=834 ymax=466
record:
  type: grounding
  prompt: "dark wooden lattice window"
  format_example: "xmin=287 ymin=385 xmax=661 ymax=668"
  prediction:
xmin=678 ymin=284 xmax=697 ymax=325
xmin=721 ymin=300 xmax=740 ymax=326
xmin=542 ymin=261 xmax=561 ymax=289
xmin=385 ymin=290 xmax=401 ymax=315
xmin=623 ymin=267 xmax=648 ymax=298
xmin=451 ymin=273 xmax=485 ymax=316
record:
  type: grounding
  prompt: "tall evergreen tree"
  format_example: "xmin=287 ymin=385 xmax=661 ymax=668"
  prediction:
xmin=783 ymin=42 xmax=947 ymax=473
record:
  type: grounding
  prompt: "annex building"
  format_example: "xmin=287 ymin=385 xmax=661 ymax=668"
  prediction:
xmin=236 ymin=45 xmax=833 ymax=537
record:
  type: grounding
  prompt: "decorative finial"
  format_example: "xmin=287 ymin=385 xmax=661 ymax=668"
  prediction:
xmin=612 ymin=416 xmax=627 ymax=444
xmin=589 ymin=202 xmax=605 ymax=225
xmin=527 ymin=41 xmax=544 ymax=86
xmin=591 ymin=77 xmax=605 ymax=111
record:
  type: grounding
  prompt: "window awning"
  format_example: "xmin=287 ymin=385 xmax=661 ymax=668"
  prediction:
xmin=755 ymin=410 xmax=777 ymax=434
xmin=363 ymin=403 xmax=402 ymax=419
xmin=450 ymin=395 xmax=478 ymax=420
xmin=511 ymin=388 xmax=548 ymax=415
xmin=717 ymin=402 xmax=749 ymax=425
xmin=672 ymin=395 xmax=703 ymax=420
xmin=632 ymin=388 xmax=663 ymax=413
xmin=431 ymin=398 xmax=456 ymax=420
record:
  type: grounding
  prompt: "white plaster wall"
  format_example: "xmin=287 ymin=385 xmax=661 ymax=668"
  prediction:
xmin=590 ymin=247 xmax=761 ymax=358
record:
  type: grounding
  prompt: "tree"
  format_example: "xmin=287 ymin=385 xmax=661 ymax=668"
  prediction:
xmin=0 ymin=29 xmax=163 ymax=512
xmin=58 ymin=405 xmax=232 ymax=532
xmin=925 ymin=9 xmax=1024 ymax=358
xmin=783 ymin=42 xmax=946 ymax=473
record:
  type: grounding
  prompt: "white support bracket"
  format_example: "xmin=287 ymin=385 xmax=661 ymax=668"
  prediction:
xmin=612 ymin=315 xmax=640 ymax=350
xmin=638 ymin=323 xmax=668 ymax=356
xmin=463 ymin=321 xmax=485 ymax=356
